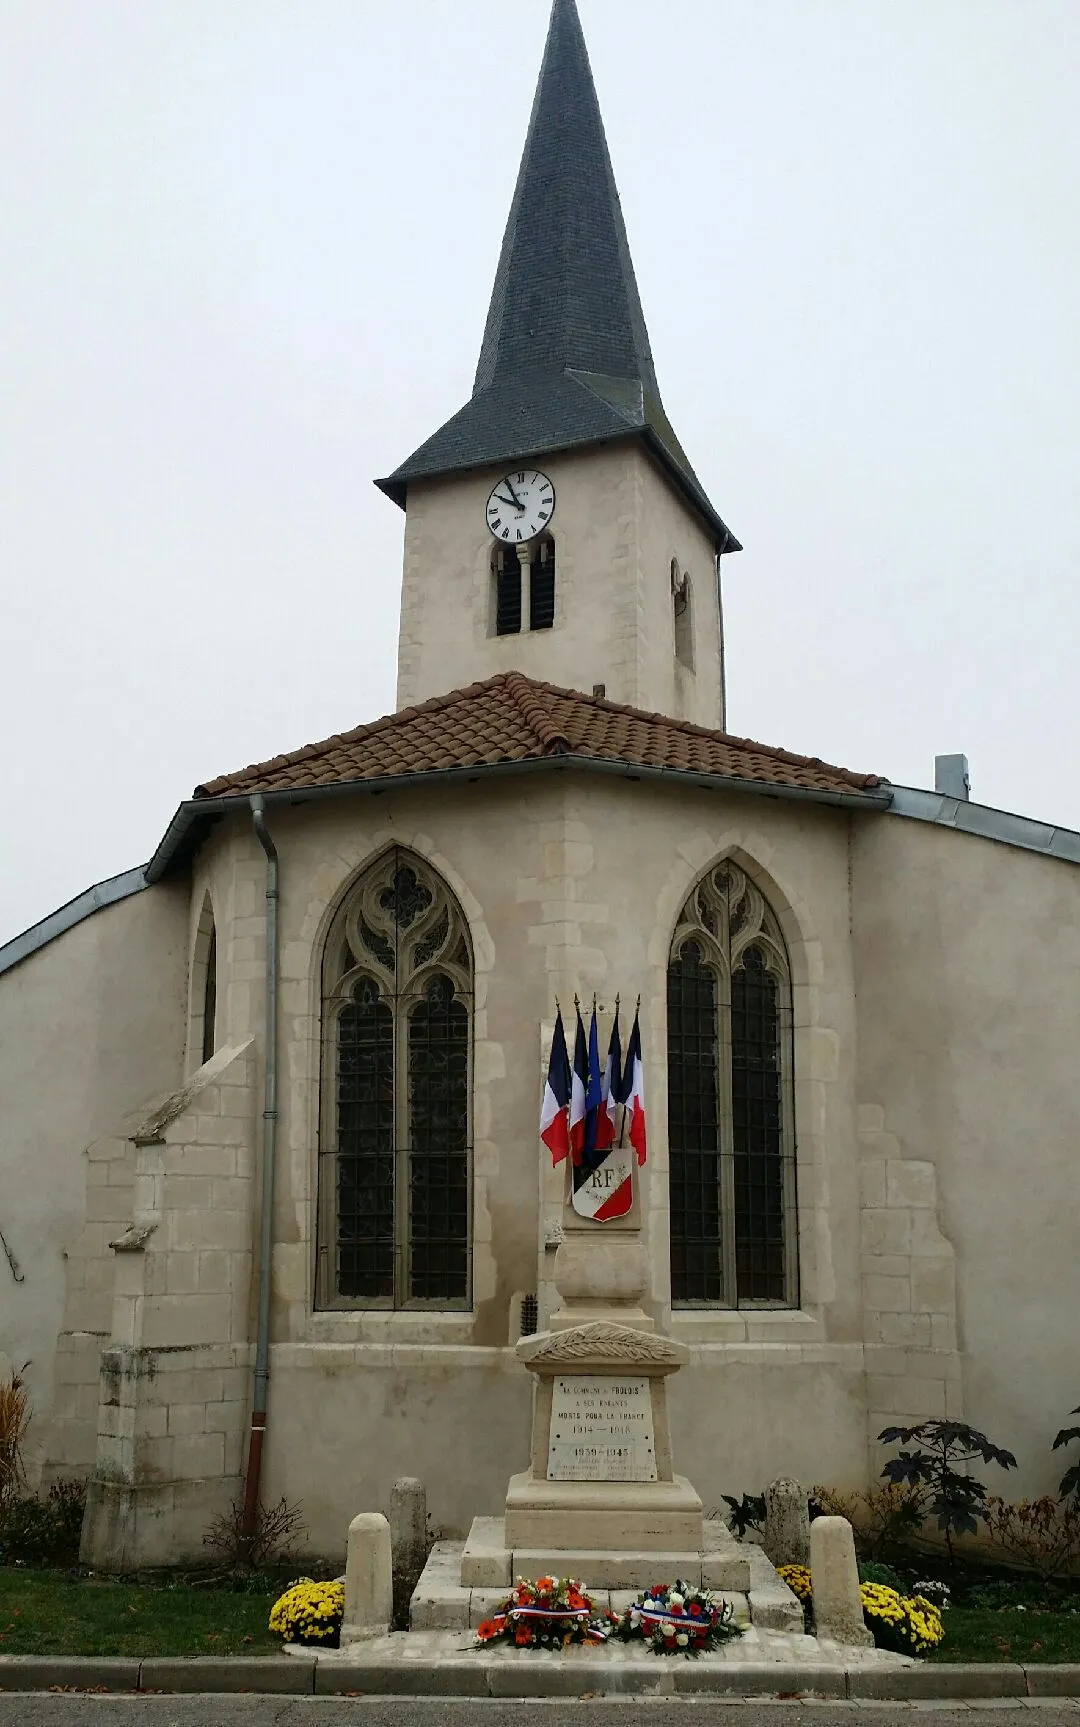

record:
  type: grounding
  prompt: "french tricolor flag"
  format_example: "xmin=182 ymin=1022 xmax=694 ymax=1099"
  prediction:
xmin=539 ymin=1010 xmax=572 ymax=1165
xmin=572 ymin=1006 xmax=634 ymax=1221
xmin=568 ymin=1007 xmax=589 ymax=1165
xmin=620 ymin=1008 xmax=647 ymax=1167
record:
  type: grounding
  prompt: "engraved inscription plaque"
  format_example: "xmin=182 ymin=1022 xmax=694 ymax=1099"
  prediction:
xmin=547 ymin=1376 xmax=657 ymax=1482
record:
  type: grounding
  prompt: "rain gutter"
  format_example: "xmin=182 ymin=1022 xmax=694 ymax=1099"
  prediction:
xmin=241 ymin=794 xmax=279 ymax=1541
xmin=146 ymin=757 xmax=892 ymax=882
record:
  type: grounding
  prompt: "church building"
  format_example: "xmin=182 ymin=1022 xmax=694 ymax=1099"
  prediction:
xmin=3 ymin=0 xmax=1078 ymax=1569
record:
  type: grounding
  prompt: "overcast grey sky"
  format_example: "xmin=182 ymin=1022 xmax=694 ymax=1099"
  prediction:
xmin=2 ymin=0 xmax=1078 ymax=945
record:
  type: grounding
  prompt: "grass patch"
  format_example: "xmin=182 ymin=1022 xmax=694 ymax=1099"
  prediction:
xmin=928 ymin=1606 xmax=1080 ymax=1664
xmin=0 ymin=1568 xmax=279 ymax=1657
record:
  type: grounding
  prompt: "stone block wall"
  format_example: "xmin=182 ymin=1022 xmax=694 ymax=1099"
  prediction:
xmin=48 ymin=1134 xmax=136 ymax=1480
xmin=858 ymin=1103 xmax=962 ymax=1468
xmin=80 ymin=1040 xmax=258 ymax=1570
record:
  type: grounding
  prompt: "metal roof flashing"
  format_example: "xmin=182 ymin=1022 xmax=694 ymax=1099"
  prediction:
xmin=6 ymin=779 xmax=1080 ymax=979
xmin=0 ymin=865 xmax=149 ymax=979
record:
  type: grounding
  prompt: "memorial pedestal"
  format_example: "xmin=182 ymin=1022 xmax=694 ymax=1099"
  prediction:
xmin=456 ymin=1218 xmax=744 ymax=1590
xmin=504 ymin=1320 xmax=702 ymax=1564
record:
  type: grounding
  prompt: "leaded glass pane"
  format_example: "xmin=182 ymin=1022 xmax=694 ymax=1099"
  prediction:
xmin=731 ymin=947 xmax=785 ymax=1300
xmin=407 ymin=976 xmax=469 ymax=1300
xmin=380 ymin=867 xmax=433 ymax=932
xmin=667 ymin=943 xmax=724 ymax=1302
xmin=336 ymin=978 xmax=394 ymax=1299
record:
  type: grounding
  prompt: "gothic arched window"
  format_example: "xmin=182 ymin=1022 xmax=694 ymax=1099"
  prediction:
xmin=667 ymin=861 xmax=796 ymax=1306
xmin=318 ymin=849 xmax=473 ymax=1310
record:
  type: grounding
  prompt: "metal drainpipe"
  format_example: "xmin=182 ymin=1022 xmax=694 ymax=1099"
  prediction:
xmin=242 ymin=794 xmax=279 ymax=1539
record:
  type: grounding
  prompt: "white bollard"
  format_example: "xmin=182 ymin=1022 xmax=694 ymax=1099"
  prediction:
xmin=340 ymin=1512 xmax=393 ymax=1645
xmin=809 ymin=1515 xmax=872 ymax=1646
xmin=764 ymin=1477 xmax=810 ymax=1568
xmin=390 ymin=1478 xmax=427 ymax=1628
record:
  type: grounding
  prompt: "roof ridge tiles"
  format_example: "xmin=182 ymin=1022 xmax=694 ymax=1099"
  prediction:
xmin=193 ymin=669 xmax=879 ymax=802
xmin=503 ymin=671 xmax=571 ymax=756
xmin=510 ymin=674 xmax=883 ymax=790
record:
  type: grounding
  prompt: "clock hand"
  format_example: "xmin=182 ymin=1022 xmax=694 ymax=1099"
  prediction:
xmin=495 ymin=492 xmax=524 ymax=511
xmin=502 ymin=477 xmax=525 ymax=509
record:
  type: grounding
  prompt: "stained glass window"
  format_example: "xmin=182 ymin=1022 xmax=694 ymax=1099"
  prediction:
xmin=319 ymin=849 xmax=472 ymax=1309
xmin=667 ymin=864 xmax=796 ymax=1307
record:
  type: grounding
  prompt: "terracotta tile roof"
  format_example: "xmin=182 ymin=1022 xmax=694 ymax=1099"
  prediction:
xmin=194 ymin=673 xmax=882 ymax=803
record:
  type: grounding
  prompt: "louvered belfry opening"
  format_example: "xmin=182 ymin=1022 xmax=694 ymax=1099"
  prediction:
xmin=319 ymin=848 xmax=473 ymax=1310
xmin=494 ymin=544 xmax=522 ymax=635
xmin=529 ymin=536 xmax=556 ymax=630
xmin=666 ymin=861 xmax=797 ymax=1307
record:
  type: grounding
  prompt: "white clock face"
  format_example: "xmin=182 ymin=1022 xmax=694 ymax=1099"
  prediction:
xmin=485 ymin=469 xmax=556 ymax=543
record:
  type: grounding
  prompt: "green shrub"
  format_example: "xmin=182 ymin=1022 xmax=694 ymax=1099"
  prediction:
xmin=878 ymin=1421 xmax=1017 ymax=1562
xmin=0 ymin=1478 xmax=87 ymax=1566
xmin=859 ymin=1560 xmax=904 ymax=1589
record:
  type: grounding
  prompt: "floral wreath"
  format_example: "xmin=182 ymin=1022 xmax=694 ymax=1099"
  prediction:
xmin=476 ymin=1576 xmax=614 ymax=1649
xmin=615 ymin=1579 xmax=740 ymax=1655
xmin=476 ymin=1576 xmax=742 ymax=1656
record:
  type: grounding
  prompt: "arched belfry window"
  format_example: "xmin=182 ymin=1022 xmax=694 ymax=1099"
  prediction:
xmin=672 ymin=559 xmax=694 ymax=671
xmin=318 ymin=849 xmax=472 ymax=1310
xmin=492 ymin=536 xmax=556 ymax=636
xmin=667 ymin=861 xmax=796 ymax=1306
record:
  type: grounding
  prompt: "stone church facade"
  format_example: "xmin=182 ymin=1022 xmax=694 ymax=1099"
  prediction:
xmin=3 ymin=0 xmax=1078 ymax=1568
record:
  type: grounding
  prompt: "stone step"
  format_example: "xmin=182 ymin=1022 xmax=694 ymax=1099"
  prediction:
xmin=512 ymin=1548 xmax=750 ymax=1591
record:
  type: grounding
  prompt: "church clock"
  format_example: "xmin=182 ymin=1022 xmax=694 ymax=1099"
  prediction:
xmin=485 ymin=469 xmax=555 ymax=543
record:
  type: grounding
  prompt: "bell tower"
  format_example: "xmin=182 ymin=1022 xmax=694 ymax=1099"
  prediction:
xmin=377 ymin=0 xmax=740 ymax=729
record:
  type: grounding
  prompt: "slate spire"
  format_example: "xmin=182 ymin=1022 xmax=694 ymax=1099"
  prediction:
xmin=377 ymin=0 xmax=738 ymax=552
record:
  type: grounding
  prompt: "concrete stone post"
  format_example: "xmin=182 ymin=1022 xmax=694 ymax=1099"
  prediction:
xmin=809 ymin=1515 xmax=872 ymax=1646
xmin=390 ymin=1477 xmax=428 ymax=1629
xmin=341 ymin=1512 xmax=393 ymax=1645
xmin=764 ymin=1477 xmax=810 ymax=1568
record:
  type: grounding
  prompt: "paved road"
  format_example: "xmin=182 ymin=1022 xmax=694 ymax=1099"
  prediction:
xmin=2 ymin=1701 xmax=1080 ymax=1726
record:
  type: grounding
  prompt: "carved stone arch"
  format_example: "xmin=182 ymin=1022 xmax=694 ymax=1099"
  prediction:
xmin=671 ymin=857 xmax=792 ymax=987
xmin=322 ymin=845 xmax=473 ymax=1003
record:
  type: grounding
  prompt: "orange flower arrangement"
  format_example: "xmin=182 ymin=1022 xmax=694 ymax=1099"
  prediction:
xmin=474 ymin=1576 xmax=614 ymax=1650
